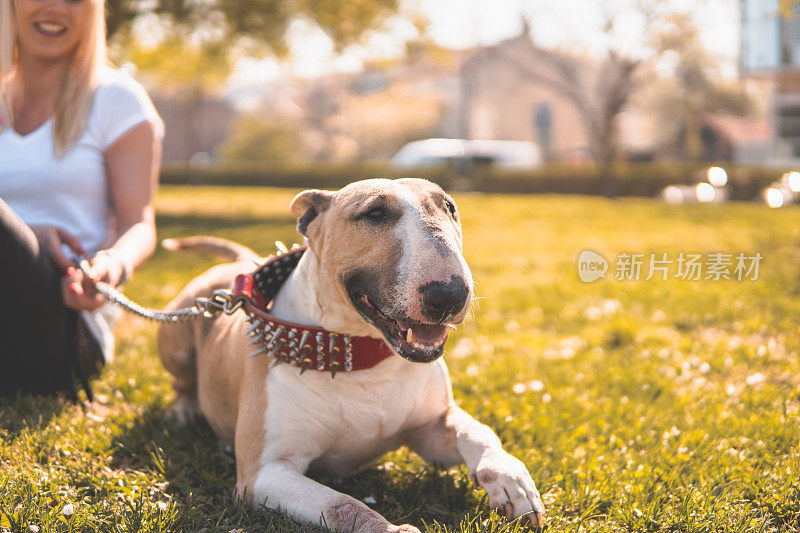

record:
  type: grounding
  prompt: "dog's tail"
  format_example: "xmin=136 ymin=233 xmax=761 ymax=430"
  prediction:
xmin=161 ymin=236 xmax=261 ymax=262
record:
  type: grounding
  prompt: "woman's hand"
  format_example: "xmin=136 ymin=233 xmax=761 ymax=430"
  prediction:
xmin=61 ymin=266 xmax=104 ymax=311
xmin=29 ymin=224 xmax=102 ymax=311
xmin=60 ymin=251 xmax=127 ymax=311
xmin=30 ymin=224 xmax=86 ymax=271
xmin=29 ymin=225 xmax=127 ymax=311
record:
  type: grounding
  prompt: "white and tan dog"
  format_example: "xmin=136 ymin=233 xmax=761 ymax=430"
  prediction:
xmin=158 ymin=178 xmax=545 ymax=532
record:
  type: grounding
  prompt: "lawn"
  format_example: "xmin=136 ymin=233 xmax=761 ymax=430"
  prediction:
xmin=2 ymin=185 xmax=800 ymax=532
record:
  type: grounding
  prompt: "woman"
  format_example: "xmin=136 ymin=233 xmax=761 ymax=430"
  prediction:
xmin=0 ymin=0 xmax=163 ymax=398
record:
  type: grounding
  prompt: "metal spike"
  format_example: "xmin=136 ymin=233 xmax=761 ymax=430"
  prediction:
xmin=329 ymin=333 xmax=340 ymax=378
xmin=299 ymin=343 xmax=313 ymax=358
xmin=329 ymin=333 xmax=340 ymax=357
xmin=249 ymin=345 xmax=268 ymax=358
xmin=247 ymin=332 xmax=266 ymax=346
xmin=299 ymin=358 xmax=314 ymax=374
xmin=298 ymin=330 xmax=312 ymax=350
xmin=268 ymin=338 xmax=288 ymax=359
xmin=247 ymin=319 xmax=264 ymax=336
xmin=275 ymin=241 xmax=288 ymax=254
xmin=286 ymin=330 xmax=299 ymax=360
xmin=271 ymin=354 xmax=289 ymax=368
xmin=343 ymin=335 xmax=353 ymax=372
xmin=316 ymin=332 xmax=326 ymax=370
xmin=268 ymin=325 xmax=287 ymax=346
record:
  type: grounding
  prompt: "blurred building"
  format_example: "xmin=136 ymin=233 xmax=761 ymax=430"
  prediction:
xmin=262 ymin=35 xmax=657 ymax=163
xmin=150 ymin=91 xmax=236 ymax=163
xmin=456 ymin=35 xmax=595 ymax=162
xmin=698 ymin=114 xmax=770 ymax=162
xmin=741 ymin=0 xmax=800 ymax=163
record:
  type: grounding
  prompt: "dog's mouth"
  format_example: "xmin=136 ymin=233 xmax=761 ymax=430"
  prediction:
xmin=350 ymin=292 xmax=454 ymax=363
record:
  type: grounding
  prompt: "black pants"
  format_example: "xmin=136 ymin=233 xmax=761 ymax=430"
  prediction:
xmin=0 ymin=198 xmax=102 ymax=399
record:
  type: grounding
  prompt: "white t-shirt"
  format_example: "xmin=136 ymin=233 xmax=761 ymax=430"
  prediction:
xmin=0 ymin=67 xmax=163 ymax=254
xmin=0 ymin=68 xmax=163 ymax=362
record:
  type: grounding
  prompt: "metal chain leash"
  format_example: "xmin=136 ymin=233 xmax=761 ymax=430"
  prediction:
xmin=76 ymin=257 xmax=242 ymax=323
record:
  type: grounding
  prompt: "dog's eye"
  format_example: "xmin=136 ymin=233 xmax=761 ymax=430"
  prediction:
xmin=445 ymin=199 xmax=458 ymax=219
xmin=359 ymin=207 xmax=388 ymax=223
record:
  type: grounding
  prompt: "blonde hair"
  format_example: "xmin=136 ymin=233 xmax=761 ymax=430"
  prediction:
xmin=0 ymin=0 xmax=107 ymax=157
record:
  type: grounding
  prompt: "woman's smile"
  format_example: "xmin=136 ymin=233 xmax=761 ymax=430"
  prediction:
xmin=34 ymin=21 xmax=69 ymax=37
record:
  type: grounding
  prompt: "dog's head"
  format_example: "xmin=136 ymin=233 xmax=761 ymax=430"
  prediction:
xmin=290 ymin=178 xmax=473 ymax=363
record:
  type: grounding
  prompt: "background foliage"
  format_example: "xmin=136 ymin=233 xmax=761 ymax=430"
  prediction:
xmin=106 ymin=0 xmax=399 ymax=53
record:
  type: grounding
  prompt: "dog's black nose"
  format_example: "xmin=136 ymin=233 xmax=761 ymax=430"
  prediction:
xmin=420 ymin=275 xmax=469 ymax=322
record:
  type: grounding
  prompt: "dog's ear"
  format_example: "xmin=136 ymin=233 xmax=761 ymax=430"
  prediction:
xmin=290 ymin=189 xmax=335 ymax=236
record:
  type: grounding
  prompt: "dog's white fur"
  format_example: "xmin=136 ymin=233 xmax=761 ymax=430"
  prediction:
xmin=158 ymin=179 xmax=544 ymax=532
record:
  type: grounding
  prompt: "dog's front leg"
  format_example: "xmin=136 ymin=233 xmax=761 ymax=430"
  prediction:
xmin=248 ymin=461 xmax=420 ymax=533
xmin=406 ymin=405 xmax=545 ymax=526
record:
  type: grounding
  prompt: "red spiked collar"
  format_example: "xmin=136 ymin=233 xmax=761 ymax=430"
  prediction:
xmin=230 ymin=245 xmax=395 ymax=377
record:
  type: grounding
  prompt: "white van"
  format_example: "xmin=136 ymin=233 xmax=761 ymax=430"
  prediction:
xmin=391 ymin=138 xmax=543 ymax=169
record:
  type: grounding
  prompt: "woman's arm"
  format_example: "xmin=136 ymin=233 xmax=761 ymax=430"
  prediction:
xmin=63 ymin=120 xmax=162 ymax=310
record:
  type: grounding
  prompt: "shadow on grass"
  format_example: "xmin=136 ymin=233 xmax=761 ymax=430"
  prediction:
xmin=111 ymin=405 xmax=485 ymax=531
xmin=0 ymin=393 xmax=69 ymax=438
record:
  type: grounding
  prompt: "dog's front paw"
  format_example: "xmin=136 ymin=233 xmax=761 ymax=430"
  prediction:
xmin=471 ymin=450 xmax=545 ymax=527
xmin=326 ymin=500 xmax=420 ymax=533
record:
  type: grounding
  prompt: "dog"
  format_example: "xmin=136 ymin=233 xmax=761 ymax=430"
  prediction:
xmin=158 ymin=178 xmax=545 ymax=532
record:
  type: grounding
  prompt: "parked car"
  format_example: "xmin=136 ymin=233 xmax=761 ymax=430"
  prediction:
xmin=391 ymin=138 xmax=543 ymax=169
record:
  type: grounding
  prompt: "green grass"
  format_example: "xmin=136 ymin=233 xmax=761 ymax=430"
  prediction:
xmin=3 ymin=186 xmax=800 ymax=532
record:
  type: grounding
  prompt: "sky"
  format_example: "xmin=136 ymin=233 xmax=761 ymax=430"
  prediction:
xmin=227 ymin=0 xmax=742 ymax=93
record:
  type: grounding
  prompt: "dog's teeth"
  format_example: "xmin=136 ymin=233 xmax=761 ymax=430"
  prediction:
xmin=406 ymin=328 xmax=413 ymax=343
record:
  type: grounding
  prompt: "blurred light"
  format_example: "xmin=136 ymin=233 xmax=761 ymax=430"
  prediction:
xmin=786 ymin=171 xmax=800 ymax=192
xmin=662 ymin=185 xmax=684 ymax=205
xmin=765 ymin=187 xmax=792 ymax=208
xmin=707 ymin=166 xmax=728 ymax=187
xmin=765 ymin=188 xmax=784 ymax=208
xmin=695 ymin=182 xmax=716 ymax=203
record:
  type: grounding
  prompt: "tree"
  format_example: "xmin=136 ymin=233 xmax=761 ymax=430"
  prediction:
xmin=124 ymin=36 xmax=235 ymax=163
xmin=487 ymin=2 xmax=705 ymax=196
xmin=108 ymin=0 xmax=401 ymax=164
xmin=105 ymin=0 xmax=400 ymax=54
xmin=218 ymin=115 xmax=305 ymax=163
xmin=338 ymin=81 xmax=443 ymax=160
xmin=644 ymin=12 xmax=752 ymax=160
